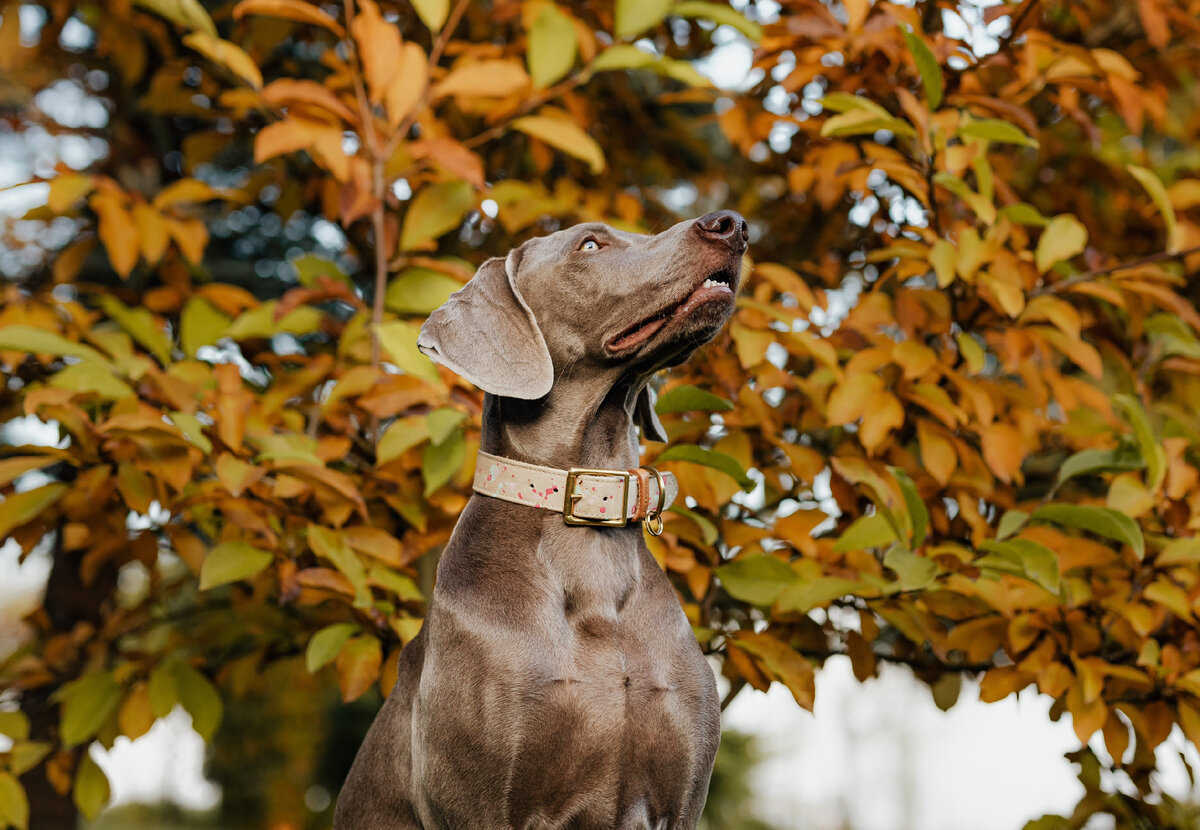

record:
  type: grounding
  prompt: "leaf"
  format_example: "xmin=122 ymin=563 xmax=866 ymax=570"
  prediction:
xmin=821 ymin=109 xmax=916 ymax=139
xmin=1128 ymin=164 xmax=1179 ymax=250
xmin=309 ymin=525 xmax=371 ymax=608
xmin=386 ymin=43 xmax=428 ymax=128
xmin=232 ymin=0 xmax=345 ymax=36
xmin=384 ymin=267 xmax=463 ymax=314
xmin=0 ymin=712 xmax=29 ymax=741
xmin=135 ymin=0 xmax=218 ymax=36
xmin=929 ymin=239 xmax=956 ymax=288
xmin=0 ymin=326 xmax=109 ymax=364
xmin=883 ymin=545 xmax=937 ymax=590
xmin=182 ymin=32 xmax=263 ymax=88
xmin=1031 ymin=504 xmax=1145 ymax=559
xmin=377 ymin=415 xmax=431 ymax=465
xmin=376 ymin=320 xmax=441 ymax=383
xmin=336 ymin=636 xmax=383 ymax=702
xmin=261 ymin=79 xmax=358 ymax=124
xmin=97 ymin=296 xmax=174 ymax=365
xmin=672 ymin=1 xmax=763 ymax=41
xmin=1157 ymin=538 xmax=1200 ymax=566
xmin=511 ymin=115 xmax=606 ymax=174
xmin=591 ymin=44 xmax=658 ymax=72
xmin=957 ymin=118 xmax=1039 ymax=147
xmin=58 ymin=672 xmax=122 ymax=747
xmin=1054 ymin=445 xmax=1144 ymax=491
xmin=422 ymin=429 xmax=465 ymax=495
xmin=777 ymin=577 xmax=864 ymax=614
xmin=979 ymin=538 xmax=1061 ymax=592
xmin=412 ymin=0 xmax=449 ymax=31
xmin=732 ymin=632 xmax=815 ymax=710
xmin=306 ymin=623 xmax=360 ymax=672
xmin=528 ymin=5 xmax=577 ymax=88
xmin=351 ymin=0 xmax=402 ymax=105
xmin=73 ymin=755 xmax=111 ymax=820
xmin=48 ymin=173 xmax=94 ymax=212
xmin=833 ymin=513 xmax=897 ymax=552
xmin=434 ymin=60 xmax=531 ymax=99
xmin=169 ymin=412 xmax=213 ymax=453
xmin=180 ymin=297 xmax=231 ymax=356
xmin=199 ymin=541 xmax=274 ymax=590
xmin=996 ymin=509 xmax=1029 ymax=541
xmin=148 ymin=661 xmax=222 ymax=740
xmin=715 ymin=555 xmax=797 ymax=606
xmin=50 ymin=363 xmax=133 ymax=399
xmin=0 ymin=484 xmax=68 ymax=540
xmin=614 ymin=0 xmax=673 ymax=38
xmin=399 ymin=180 xmax=475 ymax=251
xmin=254 ymin=117 xmax=351 ymax=181
xmin=900 ymin=26 xmax=943 ymax=109
xmin=890 ymin=467 xmax=929 ymax=547
xmin=655 ymin=385 xmax=734 ymax=414
xmin=1115 ymin=394 xmax=1166 ymax=491
xmin=0 ymin=771 xmax=29 ymax=830
xmin=1035 ymin=215 xmax=1088 ymax=272
xmin=658 ymin=445 xmax=754 ymax=491
xmin=426 ymin=408 xmax=466 ymax=444
xmin=91 ymin=192 xmax=139 ymax=278
xmin=368 ymin=566 xmax=423 ymax=600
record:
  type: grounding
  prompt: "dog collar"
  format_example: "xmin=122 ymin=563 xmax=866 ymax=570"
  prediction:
xmin=473 ymin=451 xmax=677 ymax=534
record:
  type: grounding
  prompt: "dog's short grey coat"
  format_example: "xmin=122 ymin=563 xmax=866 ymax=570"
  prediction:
xmin=334 ymin=212 xmax=748 ymax=830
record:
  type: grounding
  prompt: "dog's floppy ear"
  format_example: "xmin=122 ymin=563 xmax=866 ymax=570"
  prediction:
xmin=417 ymin=251 xmax=553 ymax=400
xmin=634 ymin=384 xmax=668 ymax=443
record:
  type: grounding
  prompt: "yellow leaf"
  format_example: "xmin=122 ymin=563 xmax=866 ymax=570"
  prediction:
xmin=134 ymin=0 xmax=218 ymax=36
xmin=386 ymin=43 xmax=428 ymax=128
xmin=91 ymin=192 xmax=139 ymax=278
xmin=152 ymin=178 xmax=224 ymax=208
xmin=411 ymin=0 xmax=450 ymax=31
xmin=0 ymin=483 xmax=69 ymax=539
xmin=1035 ymin=214 xmax=1088 ymax=273
xmin=434 ymin=60 xmax=531 ymax=99
xmin=118 ymin=684 xmax=157 ymax=741
xmin=860 ymin=391 xmax=904 ymax=454
xmin=255 ymin=118 xmax=351 ymax=181
xmin=232 ymin=0 xmax=345 ymax=36
xmin=351 ymin=0 xmax=402 ymax=105
xmin=376 ymin=321 xmax=441 ymax=383
xmin=48 ymin=174 xmax=94 ymax=213
xmin=528 ymin=5 xmax=578 ymax=88
xmin=182 ymin=32 xmax=263 ymax=89
xmin=399 ymin=180 xmax=475 ymax=251
xmin=336 ymin=636 xmax=382 ymax=702
xmin=917 ymin=419 xmax=956 ymax=486
xmin=131 ymin=204 xmax=170 ymax=265
xmin=262 ymin=78 xmax=358 ymax=124
xmin=1128 ymin=164 xmax=1180 ymax=251
xmin=0 ymin=771 xmax=29 ymax=830
xmin=731 ymin=632 xmax=815 ymax=711
xmin=166 ymin=217 xmax=209 ymax=264
xmin=980 ymin=422 xmax=1024 ymax=484
xmin=511 ymin=114 xmax=605 ymax=174
xmin=825 ymin=372 xmax=883 ymax=425
xmin=929 ymin=239 xmax=956 ymax=287
xmin=615 ymin=0 xmax=673 ymax=38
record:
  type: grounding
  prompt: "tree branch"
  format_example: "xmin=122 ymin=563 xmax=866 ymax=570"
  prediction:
xmin=1034 ymin=244 xmax=1200 ymax=297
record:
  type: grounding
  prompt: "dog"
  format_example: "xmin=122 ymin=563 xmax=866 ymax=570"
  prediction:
xmin=334 ymin=211 xmax=748 ymax=830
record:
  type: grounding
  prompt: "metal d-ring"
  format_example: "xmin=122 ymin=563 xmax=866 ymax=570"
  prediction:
xmin=643 ymin=467 xmax=666 ymax=536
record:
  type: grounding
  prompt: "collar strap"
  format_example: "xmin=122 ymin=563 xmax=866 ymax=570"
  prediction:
xmin=473 ymin=450 xmax=676 ymax=532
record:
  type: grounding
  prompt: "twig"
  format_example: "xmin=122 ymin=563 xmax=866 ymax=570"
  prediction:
xmin=461 ymin=71 xmax=592 ymax=150
xmin=1034 ymin=244 xmax=1200 ymax=297
xmin=993 ymin=0 xmax=1041 ymax=57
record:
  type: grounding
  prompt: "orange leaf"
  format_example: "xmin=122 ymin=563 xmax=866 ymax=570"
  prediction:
xmin=166 ymin=217 xmax=209 ymax=264
xmin=335 ymin=635 xmax=382 ymax=702
xmin=385 ymin=42 xmax=428 ymax=128
xmin=233 ymin=0 xmax=345 ymax=36
xmin=254 ymin=118 xmax=351 ymax=181
xmin=409 ymin=137 xmax=485 ymax=189
xmin=980 ymin=422 xmax=1024 ymax=484
xmin=261 ymin=78 xmax=358 ymax=124
xmin=825 ymin=372 xmax=883 ymax=425
xmin=131 ymin=204 xmax=170 ymax=265
xmin=351 ymin=0 xmax=402 ymax=105
xmin=433 ymin=60 xmax=530 ymax=99
xmin=917 ymin=419 xmax=957 ymax=486
xmin=91 ymin=192 xmax=139 ymax=278
xmin=859 ymin=391 xmax=904 ymax=454
xmin=182 ymin=32 xmax=263 ymax=89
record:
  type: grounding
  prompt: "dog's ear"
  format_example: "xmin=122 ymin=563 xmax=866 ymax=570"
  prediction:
xmin=417 ymin=252 xmax=554 ymax=400
xmin=634 ymin=384 xmax=668 ymax=443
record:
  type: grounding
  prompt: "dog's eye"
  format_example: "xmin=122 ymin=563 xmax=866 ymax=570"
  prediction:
xmin=578 ymin=239 xmax=601 ymax=252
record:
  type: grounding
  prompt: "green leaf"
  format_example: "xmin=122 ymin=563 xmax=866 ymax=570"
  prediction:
xmin=883 ymin=544 xmax=937 ymax=590
xmin=97 ymin=296 xmax=174 ymax=365
xmin=1157 ymin=537 xmax=1200 ymax=566
xmin=890 ymin=467 xmax=929 ymax=547
xmin=592 ymin=44 xmax=657 ymax=72
xmin=58 ymin=672 xmax=122 ymax=748
xmin=306 ymin=623 xmax=360 ymax=673
xmin=821 ymin=109 xmax=916 ymax=139
xmin=900 ymin=26 xmax=943 ymax=109
xmin=957 ymin=118 xmax=1039 ymax=147
xmin=672 ymin=1 xmax=763 ymax=41
xmin=148 ymin=663 xmax=178 ymax=718
xmin=819 ymin=93 xmax=890 ymax=116
xmin=0 ymin=325 xmax=110 ymax=365
xmin=426 ymin=407 xmax=467 ymax=445
xmin=1054 ymin=445 xmax=1144 ymax=491
xmin=422 ymin=429 xmax=465 ymax=496
xmin=996 ymin=509 xmax=1029 ymax=541
xmin=73 ymin=754 xmax=111 ymax=820
xmin=657 ymin=445 xmax=754 ymax=491
xmin=377 ymin=320 xmax=441 ymax=383
xmin=368 ymin=565 xmax=424 ymax=600
xmin=775 ymin=578 xmax=864 ymax=613
xmin=133 ymin=0 xmax=218 ymax=35
xmin=169 ymin=412 xmax=213 ymax=453
xmin=1127 ymin=165 xmax=1179 ymax=251
xmin=0 ymin=712 xmax=30 ymax=741
xmin=291 ymin=253 xmax=349 ymax=287
xmin=412 ymin=0 xmax=449 ymax=31
xmin=199 ymin=541 xmax=274 ymax=590
xmin=832 ymin=512 xmax=897 ymax=552
xmin=1035 ymin=215 xmax=1088 ymax=273
xmin=147 ymin=661 xmax=222 ymax=740
xmin=999 ymin=202 xmax=1050 ymax=227
xmin=1115 ymin=394 xmax=1166 ymax=491
xmin=309 ymin=525 xmax=371 ymax=608
xmin=933 ymin=172 xmax=996 ymax=224
xmin=1031 ymin=504 xmax=1145 ymax=559
xmin=614 ymin=0 xmax=672 ymax=38
xmin=715 ymin=555 xmax=798 ymax=606
xmin=655 ymin=384 xmax=734 ymax=414
xmin=180 ymin=298 xmax=230 ymax=357
xmin=226 ymin=301 xmax=324 ymax=340
xmin=377 ymin=415 xmax=431 ymax=465
xmin=399 ymin=180 xmax=475 ymax=251
xmin=8 ymin=743 xmax=51 ymax=777
xmin=49 ymin=363 xmax=133 ymax=399
xmin=979 ymin=538 xmax=1061 ymax=592
xmin=383 ymin=267 xmax=463 ymax=315
xmin=667 ymin=504 xmax=719 ymax=545
xmin=0 ymin=771 xmax=29 ymax=830
xmin=527 ymin=5 xmax=577 ymax=88
xmin=0 ymin=484 xmax=68 ymax=540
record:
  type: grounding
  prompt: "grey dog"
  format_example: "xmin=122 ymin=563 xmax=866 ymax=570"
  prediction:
xmin=334 ymin=211 xmax=749 ymax=830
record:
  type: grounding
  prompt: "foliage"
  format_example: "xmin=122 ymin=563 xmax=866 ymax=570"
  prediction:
xmin=1 ymin=0 xmax=1200 ymax=827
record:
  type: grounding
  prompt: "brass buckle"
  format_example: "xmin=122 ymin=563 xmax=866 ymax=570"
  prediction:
xmin=644 ymin=466 xmax=666 ymax=536
xmin=563 ymin=468 xmax=631 ymax=527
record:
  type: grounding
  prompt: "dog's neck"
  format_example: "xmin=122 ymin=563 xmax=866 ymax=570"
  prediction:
xmin=481 ymin=371 xmax=645 ymax=471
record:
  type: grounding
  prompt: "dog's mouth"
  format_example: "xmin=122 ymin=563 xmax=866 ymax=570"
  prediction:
xmin=605 ymin=261 xmax=739 ymax=354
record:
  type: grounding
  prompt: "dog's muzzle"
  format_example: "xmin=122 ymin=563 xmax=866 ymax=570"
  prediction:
xmin=473 ymin=451 xmax=676 ymax=535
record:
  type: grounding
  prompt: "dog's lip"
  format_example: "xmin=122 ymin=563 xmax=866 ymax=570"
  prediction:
xmin=605 ymin=262 xmax=740 ymax=354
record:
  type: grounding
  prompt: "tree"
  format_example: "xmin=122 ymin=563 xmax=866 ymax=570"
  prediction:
xmin=0 ymin=0 xmax=1199 ymax=827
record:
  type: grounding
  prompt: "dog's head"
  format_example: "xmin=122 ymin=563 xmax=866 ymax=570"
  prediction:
xmin=417 ymin=211 xmax=747 ymax=438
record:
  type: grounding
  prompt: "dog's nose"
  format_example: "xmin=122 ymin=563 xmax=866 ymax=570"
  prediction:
xmin=694 ymin=210 xmax=748 ymax=253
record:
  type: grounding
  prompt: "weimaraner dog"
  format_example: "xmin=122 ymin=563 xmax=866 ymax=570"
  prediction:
xmin=334 ymin=211 xmax=748 ymax=830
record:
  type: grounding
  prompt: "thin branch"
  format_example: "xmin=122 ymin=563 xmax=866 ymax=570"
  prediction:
xmin=720 ymin=677 xmax=747 ymax=712
xmin=1034 ymin=244 xmax=1200 ymax=297
xmin=369 ymin=156 xmax=388 ymax=371
xmin=993 ymin=0 xmax=1041 ymax=58
xmin=462 ymin=71 xmax=592 ymax=151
